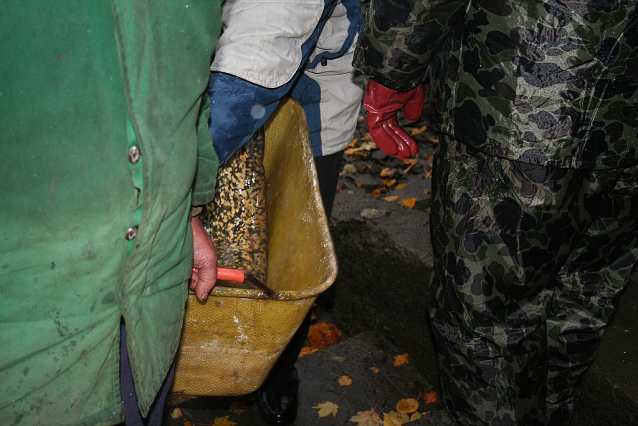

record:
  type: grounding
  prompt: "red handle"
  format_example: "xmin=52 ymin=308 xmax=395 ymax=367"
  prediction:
xmin=216 ymin=267 xmax=246 ymax=283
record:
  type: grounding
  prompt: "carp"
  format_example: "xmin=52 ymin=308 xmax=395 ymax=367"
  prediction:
xmin=199 ymin=129 xmax=269 ymax=290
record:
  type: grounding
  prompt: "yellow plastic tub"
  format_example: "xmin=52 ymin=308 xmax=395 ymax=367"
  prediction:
xmin=172 ymin=98 xmax=338 ymax=396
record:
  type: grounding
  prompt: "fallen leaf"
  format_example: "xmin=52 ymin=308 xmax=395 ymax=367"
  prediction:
xmin=370 ymin=367 xmax=379 ymax=374
xmin=351 ymin=408 xmax=382 ymax=426
xmin=170 ymin=408 xmax=183 ymax=419
xmin=410 ymin=125 xmax=427 ymax=136
xmin=424 ymin=170 xmax=432 ymax=178
xmin=314 ymin=401 xmax=339 ymax=418
xmin=299 ymin=346 xmax=319 ymax=357
xmin=356 ymin=182 xmax=363 ymax=188
xmin=425 ymin=153 xmax=434 ymax=164
xmin=360 ymin=208 xmax=390 ymax=219
xmin=384 ymin=195 xmax=399 ymax=202
xmin=371 ymin=187 xmax=387 ymax=197
xmin=361 ymin=132 xmax=372 ymax=141
xmin=341 ymin=164 xmax=357 ymax=174
xmin=347 ymin=137 xmax=358 ymax=148
xmin=360 ymin=141 xmax=378 ymax=151
xmin=338 ymin=375 xmax=353 ymax=386
xmin=410 ymin=412 xmax=423 ymax=421
xmin=398 ymin=198 xmax=416 ymax=209
xmin=358 ymin=115 xmax=365 ymax=121
xmin=380 ymin=167 xmax=398 ymax=177
xmin=213 ymin=416 xmax=237 ymax=426
xmin=396 ymin=398 xmax=419 ymax=414
xmin=229 ymin=401 xmax=245 ymax=414
xmin=182 ymin=419 xmax=192 ymax=426
xmin=430 ymin=138 xmax=439 ymax=144
xmin=306 ymin=322 xmax=342 ymax=353
xmin=424 ymin=189 xmax=431 ymax=195
xmin=395 ymin=183 xmax=406 ymax=190
xmin=394 ymin=354 xmax=410 ymax=366
xmin=423 ymin=391 xmax=438 ymax=404
xmin=383 ymin=411 xmax=409 ymax=426
xmin=385 ymin=179 xmax=397 ymax=187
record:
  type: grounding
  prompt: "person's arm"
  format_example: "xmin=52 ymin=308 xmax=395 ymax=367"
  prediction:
xmin=208 ymin=0 xmax=344 ymax=163
xmin=353 ymin=0 xmax=468 ymax=158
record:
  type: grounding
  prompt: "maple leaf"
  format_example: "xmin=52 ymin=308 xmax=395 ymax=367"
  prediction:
xmin=351 ymin=408 xmax=382 ymax=426
xmin=398 ymin=198 xmax=416 ymax=209
xmin=338 ymin=375 xmax=353 ymax=386
xmin=394 ymin=354 xmax=409 ymax=366
xmin=396 ymin=398 xmax=419 ymax=414
xmin=423 ymin=391 xmax=438 ymax=404
xmin=212 ymin=416 xmax=237 ymax=426
xmin=314 ymin=401 xmax=339 ymax=418
xmin=382 ymin=411 xmax=409 ymax=426
xmin=170 ymin=408 xmax=183 ymax=419
xmin=370 ymin=367 xmax=380 ymax=374
xmin=306 ymin=322 xmax=342 ymax=352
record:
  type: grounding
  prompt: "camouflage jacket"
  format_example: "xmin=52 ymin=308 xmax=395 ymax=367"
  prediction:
xmin=354 ymin=0 xmax=638 ymax=170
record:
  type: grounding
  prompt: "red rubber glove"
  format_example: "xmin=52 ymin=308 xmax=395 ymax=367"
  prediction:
xmin=363 ymin=79 xmax=425 ymax=159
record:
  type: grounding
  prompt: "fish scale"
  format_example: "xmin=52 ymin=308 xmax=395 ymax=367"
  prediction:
xmin=199 ymin=129 xmax=268 ymax=287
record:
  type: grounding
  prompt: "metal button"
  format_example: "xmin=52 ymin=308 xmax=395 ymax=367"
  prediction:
xmin=128 ymin=146 xmax=141 ymax=164
xmin=125 ymin=226 xmax=138 ymax=240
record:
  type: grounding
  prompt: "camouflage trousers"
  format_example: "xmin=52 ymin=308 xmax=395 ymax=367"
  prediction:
xmin=428 ymin=136 xmax=638 ymax=426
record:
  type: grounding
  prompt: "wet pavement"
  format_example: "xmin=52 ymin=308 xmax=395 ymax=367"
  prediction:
xmin=163 ymin=93 xmax=638 ymax=425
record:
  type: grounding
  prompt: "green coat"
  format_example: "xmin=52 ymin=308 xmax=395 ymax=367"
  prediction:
xmin=0 ymin=1 xmax=221 ymax=424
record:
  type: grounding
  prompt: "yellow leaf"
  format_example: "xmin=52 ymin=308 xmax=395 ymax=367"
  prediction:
xmin=423 ymin=391 xmax=438 ymax=404
xmin=410 ymin=412 xmax=423 ymax=422
xmin=382 ymin=411 xmax=409 ymax=426
xmin=170 ymin=408 xmax=183 ymax=419
xmin=380 ymin=167 xmax=398 ymax=177
xmin=395 ymin=183 xmax=406 ymax=190
xmin=351 ymin=409 xmax=382 ymax=426
xmin=213 ymin=416 xmax=237 ymax=426
xmin=424 ymin=170 xmax=432 ymax=178
xmin=347 ymin=137 xmax=358 ymax=148
xmin=338 ymin=375 xmax=353 ymax=386
xmin=394 ymin=354 xmax=409 ymax=366
xmin=384 ymin=195 xmax=399 ymax=202
xmin=396 ymin=398 xmax=419 ymax=414
xmin=398 ymin=198 xmax=416 ymax=209
xmin=314 ymin=401 xmax=339 ymax=418
xmin=410 ymin=125 xmax=427 ymax=136
xmin=430 ymin=138 xmax=439 ymax=144
xmin=370 ymin=367 xmax=380 ymax=374
xmin=385 ymin=179 xmax=397 ymax=187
